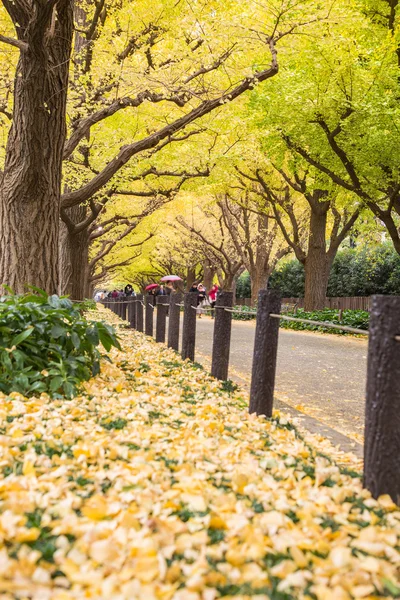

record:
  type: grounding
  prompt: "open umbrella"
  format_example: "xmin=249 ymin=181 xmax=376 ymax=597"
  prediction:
xmin=160 ymin=275 xmax=182 ymax=282
xmin=145 ymin=283 xmax=159 ymax=291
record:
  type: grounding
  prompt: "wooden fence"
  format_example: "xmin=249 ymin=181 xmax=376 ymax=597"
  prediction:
xmin=103 ymin=293 xmax=400 ymax=505
xmin=237 ymin=296 xmax=371 ymax=311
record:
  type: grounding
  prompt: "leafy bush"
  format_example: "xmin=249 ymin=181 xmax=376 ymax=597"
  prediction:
xmin=278 ymin=308 xmax=369 ymax=335
xmin=236 ymin=272 xmax=251 ymax=299
xmin=231 ymin=305 xmax=369 ymax=334
xmin=268 ymin=243 xmax=400 ymax=299
xmin=0 ymin=289 xmax=120 ymax=397
xmin=231 ymin=305 xmax=257 ymax=321
xmin=269 ymin=260 xmax=305 ymax=297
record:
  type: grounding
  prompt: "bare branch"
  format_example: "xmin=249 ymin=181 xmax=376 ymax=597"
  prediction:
xmin=0 ymin=34 xmax=28 ymax=52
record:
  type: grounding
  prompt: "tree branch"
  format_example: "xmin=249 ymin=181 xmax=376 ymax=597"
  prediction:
xmin=61 ymin=37 xmax=279 ymax=208
xmin=0 ymin=34 xmax=28 ymax=52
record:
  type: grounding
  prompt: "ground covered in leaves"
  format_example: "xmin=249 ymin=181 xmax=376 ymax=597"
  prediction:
xmin=0 ymin=310 xmax=399 ymax=599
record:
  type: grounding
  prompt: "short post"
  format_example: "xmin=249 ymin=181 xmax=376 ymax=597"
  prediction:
xmin=121 ymin=299 xmax=127 ymax=321
xmin=249 ymin=289 xmax=281 ymax=417
xmin=364 ymin=295 xmax=400 ymax=503
xmin=111 ymin=298 xmax=117 ymax=314
xmin=156 ymin=296 xmax=169 ymax=343
xmin=211 ymin=291 xmax=233 ymax=380
xmin=168 ymin=292 xmax=183 ymax=351
xmin=338 ymin=308 xmax=343 ymax=322
xmin=128 ymin=298 xmax=136 ymax=329
xmin=181 ymin=292 xmax=198 ymax=361
xmin=145 ymin=296 xmax=154 ymax=336
xmin=136 ymin=294 xmax=144 ymax=332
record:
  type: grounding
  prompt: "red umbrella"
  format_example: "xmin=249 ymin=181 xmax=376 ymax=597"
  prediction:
xmin=145 ymin=283 xmax=159 ymax=291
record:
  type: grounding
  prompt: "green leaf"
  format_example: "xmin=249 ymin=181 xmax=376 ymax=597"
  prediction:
xmin=63 ymin=381 xmax=76 ymax=398
xmin=382 ymin=578 xmax=400 ymax=596
xmin=85 ymin=326 xmax=99 ymax=346
xmin=25 ymin=285 xmax=48 ymax=298
xmin=28 ymin=381 xmax=47 ymax=393
xmin=70 ymin=331 xmax=81 ymax=349
xmin=11 ymin=327 xmax=34 ymax=346
xmin=50 ymin=376 xmax=64 ymax=392
xmin=48 ymin=295 xmax=61 ymax=309
xmin=51 ymin=325 xmax=66 ymax=339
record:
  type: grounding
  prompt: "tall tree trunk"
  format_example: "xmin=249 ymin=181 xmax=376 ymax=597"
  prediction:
xmin=0 ymin=1 xmax=74 ymax=294
xmin=70 ymin=229 xmax=91 ymax=300
xmin=250 ymin=268 xmax=270 ymax=306
xmin=303 ymin=209 xmax=330 ymax=311
xmin=186 ymin=266 xmax=196 ymax=291
xmin=203 ymin=261 xmax=216 ymax=291
xmin=59 ymin=220 xmax=73 ymax=295
xmin=60 ymin=205 xmax=91 ymax=300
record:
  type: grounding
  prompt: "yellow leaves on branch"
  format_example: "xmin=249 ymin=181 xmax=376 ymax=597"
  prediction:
xmin=0 ymin=307 xmax=398 ymax=599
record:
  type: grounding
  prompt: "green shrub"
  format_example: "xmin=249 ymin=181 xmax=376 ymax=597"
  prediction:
xmin=0 ymin=289 xmax=120 ymax=398
xmin=231 ymin=305 xmax=257 ymax=321
xmin=279 ymin=308 xmax=369 ymax=334
xmin=231 ymin=305 xmax=369 ymax=334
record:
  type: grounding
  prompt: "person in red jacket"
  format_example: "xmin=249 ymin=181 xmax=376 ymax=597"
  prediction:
xmin=208 ymin=284 xmax=219 ymax=319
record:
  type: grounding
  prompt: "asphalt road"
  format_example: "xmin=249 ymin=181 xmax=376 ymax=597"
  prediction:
xmin=190 ymin=317 xmax=367 ymax=454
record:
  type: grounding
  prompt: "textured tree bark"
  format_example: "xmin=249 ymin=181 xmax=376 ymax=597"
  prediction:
xmin=303 ymin=208 xmax=331 ymax=311
xmin=0 ymin=1 xmax=74 ymax=293
xmin=59 ymin=220 xmax=73 ymax=295
xmin=186 ymin=267 xmax=197 ymax=291
xmin=364 ymin=295 xmax=400 ymax=504
xmin=250 ymin=268 xmax=270 ymax=307
xmin=203 ymin=262 xmax=216 ymax=292
xmin=59 ymin=205 xmax=91 ymax=299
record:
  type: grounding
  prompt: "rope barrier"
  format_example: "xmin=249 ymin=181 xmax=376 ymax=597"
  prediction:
xmin=221 ymin=307 xmax=256 ymax=314
xmin=269 ymin=313 xmax=369 ymax=336
xmin=102 ymin=297 xmax=370 ymax=336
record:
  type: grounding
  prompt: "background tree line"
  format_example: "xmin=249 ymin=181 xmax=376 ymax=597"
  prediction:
xmin=234 ymin=244 xmax=400 ymax=299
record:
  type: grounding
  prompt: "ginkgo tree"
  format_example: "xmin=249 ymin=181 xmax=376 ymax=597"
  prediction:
xmin=0 ymin=0 xmax=327 ymax=294
xmin=247 ymin=0 xmax=400 ymax=306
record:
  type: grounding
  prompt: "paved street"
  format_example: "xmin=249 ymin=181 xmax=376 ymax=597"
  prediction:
xmin=188 ymin=317 xmax=367 ymax=455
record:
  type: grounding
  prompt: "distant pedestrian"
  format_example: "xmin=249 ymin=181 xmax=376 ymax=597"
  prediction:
xmin=111 ymin=289 xmax=119 ymax=299
xmin=189 ymin=282 xmax=199 ymax=293
xmin=208 ymin=284 xmax=219 ymax=318
xmin=156 ymin=285 xmax=167 ymax=296
xmin=124 ymin=284 xmax=134 ymax=296
xmin=165 ymin=281 xmax=175 ymax=295
xmin=197 ymin=284 xmax=208 ymax=318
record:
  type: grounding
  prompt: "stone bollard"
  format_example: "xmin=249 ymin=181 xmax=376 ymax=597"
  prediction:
xmin=364 ymin=295 xmax=400 ymax=504
xmin=156 ymin=296 xmax=169 ymax=343
xmin=181 ymin=292 xmax=198 ymax=361
xmin=136 ymin=294 xmax=144 ymax=332
xmin=128 ymin=297 xmax=136 ymax=329
xmin=211 ymin=291 xmax=233 ymax=380
xmin=145 ymin=295 xmax=154 ymax=336
xmin=249 ymin=289 xmax=281 ymax=417
xmin=168 ymin=292 xmax=183 ymax=351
